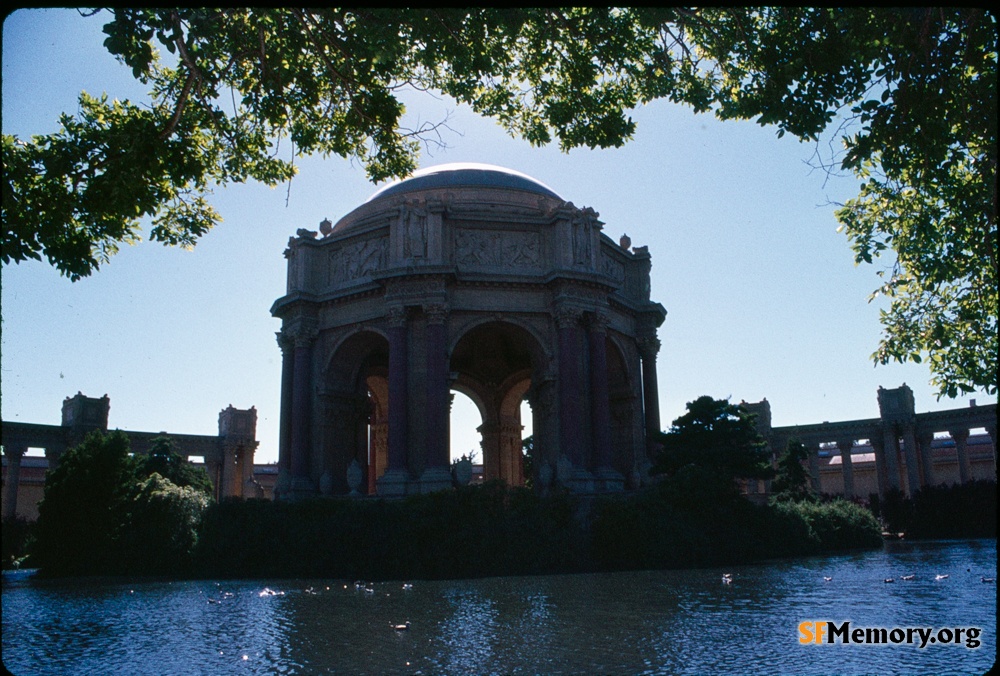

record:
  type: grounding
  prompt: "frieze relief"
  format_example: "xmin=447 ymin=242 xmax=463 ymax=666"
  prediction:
xmin=455 ymin=229 xmax=541 ymax=270
xmin=327 ymin=236 xmax=388 ymax=286
xmin=601 ymin=256 xmax=626 ymax=284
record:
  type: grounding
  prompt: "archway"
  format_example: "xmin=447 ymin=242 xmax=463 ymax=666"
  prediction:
xmin=450 ymin=321 xmax=544 ymax=488
xmin=321 ymin=330 xmax=390 ymax=495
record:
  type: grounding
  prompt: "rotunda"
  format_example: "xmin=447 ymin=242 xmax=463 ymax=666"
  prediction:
xmin=271 ymin=163 xmax=666 ymax=497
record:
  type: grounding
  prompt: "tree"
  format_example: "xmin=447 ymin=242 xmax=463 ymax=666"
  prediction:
xmin=33 ymin=431 xmax=140 ymax=575
xmin=141 ymin=436 xmax=214 ymax=496
xmin=33 ymin=431 xmax=212 ymax=576
xmin=3 ymin=8 xmax=994 ymax=396
xmin=770 ymin=439 xmax=816 ymax=503
xmin=122 ymin=472 xmax=210 ymax=574
xmin=652 ymin=396 xmax=773 ymax=492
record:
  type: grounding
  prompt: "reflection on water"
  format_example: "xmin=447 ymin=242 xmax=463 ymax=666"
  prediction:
xmin=3 ymin=539 xmax=995 ymax=675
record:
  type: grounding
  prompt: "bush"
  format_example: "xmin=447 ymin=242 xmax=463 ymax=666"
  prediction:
xmin=870 ymin=481 xmax=997 ymax=538
xmin=772 ymin=499 xmax=883 ymax=551
xmin=2 ymin=517 xmax=34 ymax=569
xmin=120 ymin=473 xmax=210 ymax=575
xmin=194 ymin=482 xmax=584 ymax=580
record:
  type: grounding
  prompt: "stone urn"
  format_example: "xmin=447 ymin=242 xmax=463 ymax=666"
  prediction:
xmin=346 ymin=459 xmax=364 ymax=497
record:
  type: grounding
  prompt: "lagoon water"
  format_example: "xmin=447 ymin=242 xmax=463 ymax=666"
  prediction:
xmin=2 ymin=539 xmax=996 ymax=675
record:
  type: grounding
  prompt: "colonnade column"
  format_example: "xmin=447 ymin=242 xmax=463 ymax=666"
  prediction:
xmin=836 ymin=439 xmax=855 ymax=500
xmin=589 ymin=313 xmax=622 ymax=491
xmin=988 ymin=425 xmax=997 ymax=478
xmin=638 ymin=336 xmax=662 ymax=450
xmin=556 ymin=308 xmax=585 ymax=468
xmin=806 ymin=443 xmax=821 ymax=493
xmin=950 ymin=428 xmax=971 ymax=484
xmin=902 ymin=425 xmax=921 ymax=496
xmin=222 ymin=444 xmax=238 ymax=498
xmin=877 ymin=425 xmax=903 ymax=494
xmin=420 ymin=303 xmax=452 ymax=492
xmin=380 ymin=306 xmax=410 ymax=495
xmin=275 ymin=332 xmax=295 ymax=499
xmin=917 ymin=431 xmax=935 ymax=488
xmin=289 ymin=323 xmax=318 ymax=498
xmin=2 ymin=445 xmax=26 ymax=521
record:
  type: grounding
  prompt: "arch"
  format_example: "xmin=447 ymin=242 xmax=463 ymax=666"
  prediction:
xmin=319 ymin=330 xmax=390 ymax=495
xmin=448 ymin=315 xmax=552 ymax=369
xmin=450 ymin=322 xmax=546 ymax=487
xmin=606 ymin=335 xmax=638 ymax=483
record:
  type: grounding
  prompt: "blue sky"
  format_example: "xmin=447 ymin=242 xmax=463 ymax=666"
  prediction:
xmin=3 ymin=9 xmax=994 ymax=464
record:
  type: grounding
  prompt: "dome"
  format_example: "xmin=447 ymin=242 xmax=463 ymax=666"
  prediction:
xmin=365 ymin=162 xmax=563 ymax=202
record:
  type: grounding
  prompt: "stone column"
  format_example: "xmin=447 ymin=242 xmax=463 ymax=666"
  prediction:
xmin=836 ymin=439 xmax=855 ymax=500
xmin=2 ymin=445 xmax=26 ymax=521
xmin=950 ymin=428 xmax=971 ymax=484
xmin=556 ymin=308 xmax=585 ymax=468
xmin=368 ymin=415 xmax=388 ymax=495
xmin=987 ymin=425 xmax=998 ymax=478
xmin=806 ymin=442 xmax=821 ymax=493
xmin=218 ymin=444 xmax=234 ymax=498
xmin=420 ymin=303 xmax=452 ymax=492
xmin=479 ymin=420 xmax=501 ymax=481
xmin=240 ymin=445 xmax=258 ymax=497
xmin=500 ymin=415 xmax=524 ymax=485
xmin=902 ymin=425 xmax=921 ymax=496
xmin=638 ymin=336 xmax=662 ymax=447
xmin=275 ymin=331 xmax=295 ymax=499
xmin=526 ymin=380 xmax=556 ymax=492
xmin=589 ymin=314 xmax=622 ymax=491
xmin=917 ymin=431 xmax=935 ymax=488
xmin=869 ymin=435 xmax=887 ymax=499
xmin=289 ymin=323 xmax=317 ymax=498
xmin=878 ymin=425 xmax=903 ymax=493
xmin=380 ymin=306 xmax=410 ymax=495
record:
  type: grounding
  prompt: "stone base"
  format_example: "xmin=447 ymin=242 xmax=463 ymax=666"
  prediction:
xmin=594 ymin=467 xmax=625 ymax=493
xmin=561 ymin=467 xmax=597 ymax=493
xmin=418 ymin=466 xmax=454 ymax=494
xmin=290 ymin=476 xmax=316 ymax=500
xmin=274 ymin=468 xmax=292 ymax=500
xmin=376 ymin=469 xmax=410 ymax=497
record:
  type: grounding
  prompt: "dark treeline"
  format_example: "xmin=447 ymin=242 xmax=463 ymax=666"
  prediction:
xmin=12 ymin=480 xmax=998 ymax=581
xmin=192 ymin=481 xmax=882 ymax=581
xmin=10 ymin=424 xmax=995 ymax=581
xmin=869 ymin=481 xmax=997 ymax=539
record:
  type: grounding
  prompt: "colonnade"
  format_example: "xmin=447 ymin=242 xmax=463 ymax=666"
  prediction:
xmin=763 ymin=386 xmax=997 ymax=499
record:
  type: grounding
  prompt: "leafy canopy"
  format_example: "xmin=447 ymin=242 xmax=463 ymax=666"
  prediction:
xmin=32 ymin=430 xmax=213 ymax=576
xmin=652 ymin=395 xmax=773 ymax=488
xmin=2 ymin=8 xmax=995 ymax=397
xmin=770 ymin=439 xmax=816 ymax=503
xmin=142 ymin=435 xmax=214 ymax=495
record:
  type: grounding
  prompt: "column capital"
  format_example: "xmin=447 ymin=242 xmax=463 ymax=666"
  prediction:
xmin=637 ymin=336 xmax=661 ymax=359
xmin=554 ymin=307 xmax=582 ymax=329
xmin=284 ymin=320 xmax=318 ymax=348
xmin=588 ymin=311 xmax=610 ymax=333
xmin=948 ymin=428 xmax=970 ymax=443
xmin=424 ymin=303 xmax=450 ymax=324
xmin=526 ymin=379 xmax=555 ymax=414
xmin=276 ymin=330 xmax=294 ymax=353
xmin=2 ymin=444 xmax=26 ymax=460
xmin=387 ymin=305 xmax=408 ymax=328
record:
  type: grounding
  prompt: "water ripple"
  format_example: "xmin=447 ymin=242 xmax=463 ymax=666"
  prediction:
xmin=3 ymin=540 xmax=995 ymax=675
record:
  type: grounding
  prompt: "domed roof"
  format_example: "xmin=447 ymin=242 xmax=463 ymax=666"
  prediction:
xmin=365 ymin=162 xmax=563 ymax=202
